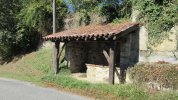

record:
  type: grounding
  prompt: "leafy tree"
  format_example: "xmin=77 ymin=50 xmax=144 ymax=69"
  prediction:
xmin=0 ymin=0 xmax=68 ymax=60
xmin=99 ymin=0 xmax=131 ymax=22
xmin=0 ymin=0 xmax=21 ymax=59
xmin=0 ymin=0 xmax=21 ymax=31
xmin=18 ymin=0 xmax=68 ymax=35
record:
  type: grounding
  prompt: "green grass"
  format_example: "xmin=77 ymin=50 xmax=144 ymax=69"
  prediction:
xmin=152 ymin=91 xmax=178 ymax=100
xmin=42 ymin=69 xmax=149 ymax=100
xmin=0 ymin=47 xmax=178 ymax=100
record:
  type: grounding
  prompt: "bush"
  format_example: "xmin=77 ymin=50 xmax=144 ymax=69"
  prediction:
xmin=128 ymin=63 xmax=178 ymax=89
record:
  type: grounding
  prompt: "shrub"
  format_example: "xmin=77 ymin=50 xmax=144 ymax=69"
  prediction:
xmin=128 ymin=63 xmax=178 ymax=89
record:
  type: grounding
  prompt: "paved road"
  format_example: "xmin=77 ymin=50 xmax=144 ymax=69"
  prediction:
xmin=0 ymin=78 xmax=89 ymax=100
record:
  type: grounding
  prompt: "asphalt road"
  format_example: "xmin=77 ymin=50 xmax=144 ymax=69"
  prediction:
xmin=0 ymin=78 xmax=89 ymax=100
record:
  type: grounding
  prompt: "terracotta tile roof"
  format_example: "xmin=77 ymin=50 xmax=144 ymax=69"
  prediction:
xmin=43 ymin=22 xmax=139 ymax=42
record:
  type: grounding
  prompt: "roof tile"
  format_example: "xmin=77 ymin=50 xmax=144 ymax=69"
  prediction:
xmin=43 ymin=22 xmax=139 ymax=41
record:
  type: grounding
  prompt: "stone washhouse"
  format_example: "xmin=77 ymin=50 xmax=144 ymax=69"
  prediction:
xmin=43 ymin=22 xmax=140 ymax=84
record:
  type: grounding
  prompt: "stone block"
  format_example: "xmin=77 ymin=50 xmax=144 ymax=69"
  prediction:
xmin=86 ymin=64 xmax=120 ymax=84
xmin=153 ymin=32 xmax=177 ymax=51
xmin=139 ymin=26 xmax=148 ymax=50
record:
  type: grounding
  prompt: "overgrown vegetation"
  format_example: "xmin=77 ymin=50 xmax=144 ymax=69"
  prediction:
xmin=129 ymin=63 xmax=178 ymax=90
xmin=0 ymin=0 xmax=68 ymax=60
xmin=133 ymin=0 xmax=178 ymax=46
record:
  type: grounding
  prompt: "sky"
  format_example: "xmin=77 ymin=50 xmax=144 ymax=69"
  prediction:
xmin=64 ymin=0 xmax=74 ymax=13
xmin=63 ymin=0 xmax=124 ymax=13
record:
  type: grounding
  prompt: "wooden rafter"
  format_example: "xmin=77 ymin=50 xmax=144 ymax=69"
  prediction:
xmin=103 ymin=50 xmax=110 ymax=63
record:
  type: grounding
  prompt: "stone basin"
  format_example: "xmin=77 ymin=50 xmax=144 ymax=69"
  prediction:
xmin=86 ymin=64 xmax=121 ymax=84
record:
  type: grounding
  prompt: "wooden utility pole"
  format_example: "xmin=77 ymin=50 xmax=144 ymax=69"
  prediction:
xmin=53 ymin=0 xmax=56 ymax=34
xmin=52 ymin=0 xmax=60 ymax=74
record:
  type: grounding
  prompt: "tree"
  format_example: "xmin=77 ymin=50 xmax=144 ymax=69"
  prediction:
xmin=0 ymin=0 xmax=21 ymax=59
xmin=18 ymin=0 xmax=68 ymax=35
xmin=0 ymin=0 xmax=68 ymax=60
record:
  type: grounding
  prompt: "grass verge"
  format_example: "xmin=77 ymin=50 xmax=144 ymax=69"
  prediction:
xmin=0 ymin=47 xmax=177 ymax=100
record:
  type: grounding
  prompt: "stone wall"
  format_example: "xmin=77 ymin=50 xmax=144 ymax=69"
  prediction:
xmin=66 ymin=41 xmax=110 ymax=73
xmin=132 ymin=9 xmax=178 ymax=63
xmin=85 ymin=41 xmax=111 ymax=66
xmin=65 ymin=42 xmax=87 ymax=73
xmin=65 ymin=31 xmax=139 ymax=73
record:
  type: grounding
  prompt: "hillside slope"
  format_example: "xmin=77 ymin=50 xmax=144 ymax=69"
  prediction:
xmin=0 ymin=47 xmax=52 ymax=84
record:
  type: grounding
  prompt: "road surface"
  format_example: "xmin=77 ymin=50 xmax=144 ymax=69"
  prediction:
xmin=0 ymin=78 xmax=89 ymax=100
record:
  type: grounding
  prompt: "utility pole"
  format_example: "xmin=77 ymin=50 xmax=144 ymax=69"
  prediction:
xmin=53 ymin=0 xmax=56 ymax=34
xmin=52 ymin=0 xmax=60 ymax=74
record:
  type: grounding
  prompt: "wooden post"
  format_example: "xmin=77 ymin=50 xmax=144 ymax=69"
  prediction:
xmin=115 ymin=42 xmax=121 ymax=80
xmin=109 ymin=42 xmax=116 ymax=85
xmin=53 ymin=41 xmax=60 ymax=74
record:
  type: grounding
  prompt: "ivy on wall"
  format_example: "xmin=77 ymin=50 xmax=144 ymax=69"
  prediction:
xmin=133 ymin=0 xmax=178 ymax=46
